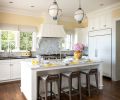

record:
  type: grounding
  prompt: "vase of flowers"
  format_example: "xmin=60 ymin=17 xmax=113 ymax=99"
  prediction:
xmin=73 ymin=43 xmax=84 ymax=60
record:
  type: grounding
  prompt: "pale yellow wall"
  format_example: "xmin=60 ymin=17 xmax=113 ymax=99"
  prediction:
xmin=58 ymin=19 xmax=88 ymax=30
xmin=0 ymin=12 xmax=88 ymax=31
xmin=0 ymin=12 xmax=44 ymax=29
xmin=112 ymin=8 xmax=120 ymax=18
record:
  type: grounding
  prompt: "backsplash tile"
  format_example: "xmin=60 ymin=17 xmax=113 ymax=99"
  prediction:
xmin=37 ymin=37 xmax=61 ymax=55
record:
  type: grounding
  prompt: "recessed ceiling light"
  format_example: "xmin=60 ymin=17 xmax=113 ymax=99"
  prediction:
xmin=30 ymin=6 xmax=35 ymax=8
xmin=9 ymin=1 xmax=14 ymax=3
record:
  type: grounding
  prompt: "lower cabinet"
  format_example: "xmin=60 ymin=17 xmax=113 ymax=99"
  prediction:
xmin=0 ymin=58 xmax=35 ymax=82
xmin=0 ymin=59 xmax=23 ymax=82
xmin=0 ymin=60 xmax=11 ymax=81
xmin=10 ymin=59 xmax=21 ymax=79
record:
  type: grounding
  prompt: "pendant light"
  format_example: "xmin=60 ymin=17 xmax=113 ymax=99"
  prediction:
xmin=74 ymin=0 xmax=85 ymax=23
xmin=48 ymin=0 xmax=62 ymax=20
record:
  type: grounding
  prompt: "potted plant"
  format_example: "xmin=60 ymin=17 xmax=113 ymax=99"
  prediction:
xmin=73 ymin=43 xmax=84 ymax=60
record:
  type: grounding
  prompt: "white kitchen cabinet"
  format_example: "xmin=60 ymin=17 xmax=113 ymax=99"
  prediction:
xmin=10 ymin=59 xmax=21 ymax=79
xmin=88 ymin=17 xmax=95 ymax=31
xmin=0 ymin=59 xmax=25 ymax=82
xmin=88 ymin=29 xmax=112 ymax=78
xmin=88 ymin=12 xmax=112 ymax=31
xmin=105 ymin=12 xmax=112 ymax=28
xmin=0 ymin=60 xmax=10 ymax=81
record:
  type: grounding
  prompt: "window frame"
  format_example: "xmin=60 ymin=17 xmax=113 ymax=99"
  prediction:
xmin=63 ymin=33 xmax=75 ymax=50
xmin=0 ymin=30 xmax=18 ymax=52
xmin=19 ymin=32 xmax=36 ymax=51
xmin=0 ymin=30 xmax=36 ymax=52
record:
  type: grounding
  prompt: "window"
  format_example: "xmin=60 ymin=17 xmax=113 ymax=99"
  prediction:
xmin=0 ymin=24 xmax=37 ymax=51
xmin=0 ymin=30 xmax=16 ymax=51
xmin=20 ymin=32 xmax=32 ymax=50
xmin=62 ymin=33 xmax=74 ymax=50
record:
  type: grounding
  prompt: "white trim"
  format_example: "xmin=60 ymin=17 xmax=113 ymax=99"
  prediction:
xmin=32 ymin=32 xmax=37 ymax=51
xmin=0 ymin=31 xmax=1 ymax=51
xmin=0 ymin=78 xmax=20 ymax=83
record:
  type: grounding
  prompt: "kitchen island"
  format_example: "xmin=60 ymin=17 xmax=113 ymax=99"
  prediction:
xmin=21 ymin=60 xmax=103 ymax=100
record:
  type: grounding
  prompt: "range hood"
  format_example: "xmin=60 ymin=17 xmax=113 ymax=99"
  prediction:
xmin=38 ymin=24 xmax=66 ymax=38
xmin=37 ymin=14 xmax=66 ymax=38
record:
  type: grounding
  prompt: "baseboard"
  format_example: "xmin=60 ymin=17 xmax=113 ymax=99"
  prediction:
xmin=0 ymin=79 xmax=21 ymax=84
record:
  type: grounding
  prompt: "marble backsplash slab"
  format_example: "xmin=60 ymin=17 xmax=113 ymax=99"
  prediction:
xmin=37 ymin=37 xmax=61 ymax=55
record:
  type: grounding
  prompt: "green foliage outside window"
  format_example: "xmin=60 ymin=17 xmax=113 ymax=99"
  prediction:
xmin=1 ymin=31 xmax=15 ymax=51
xmin=20 ymin=32 xmax=32 ymax=50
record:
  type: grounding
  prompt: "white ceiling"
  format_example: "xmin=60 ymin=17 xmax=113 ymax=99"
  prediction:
xmin=0 ymin=0 xmax=120 ymax=17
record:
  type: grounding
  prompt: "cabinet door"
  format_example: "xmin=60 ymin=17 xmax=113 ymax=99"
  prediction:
xmin=10 ymin=60 xmax=21 ymax=79
xmin=88 ymin=36 xmax=96 ymax=59
xmin=99 ymin=14 xmax=106 ymax=29
xmin=94 ymin=17 xmax=100 ymax=30
xmin=0 ymin=61 xmax=10 ymax=81
xmin=88 ymin=18 xmax=95 ymax=31
xmin=96 ymin=34 xmax=112 ymax=77
xmin=105 ymin=12 xmax=112 ymax=28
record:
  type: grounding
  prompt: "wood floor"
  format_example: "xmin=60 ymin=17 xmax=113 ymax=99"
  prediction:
xmin=0 ymin=78 xmax=120 ymax=100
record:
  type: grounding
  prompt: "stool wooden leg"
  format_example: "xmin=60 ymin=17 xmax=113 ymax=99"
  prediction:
xmin=50 ymin=82 xmax=52 ymax=100
xmin=78 ymin=75 xmax=82 ymax=100
xmin=87 ymin=75 xmax=91 ymax=97
xmin=68 ymin=77 xmax=72 ymax=100
xmin=37 ymin=77 xmax=40 ymax=100
xmin=95 ymin=73 xmax=99 ymax=93
xmin=86 ymin=74 xmax=88 ymax=93
xmin=59 ymin=74 xmax=62 ymax=100
xmin=44 ymin=80 xmax=48 ymax=100
xmin=56 ymin=80 xmax=60 ymax=100
xmin=77 ymin=76 xmax=79 ymax=91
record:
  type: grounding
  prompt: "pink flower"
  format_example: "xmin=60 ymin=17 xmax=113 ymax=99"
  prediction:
xmin=73 ymin=43 xmax=85 ymax=51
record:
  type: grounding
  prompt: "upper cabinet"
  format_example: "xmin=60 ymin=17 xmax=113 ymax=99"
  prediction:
xmin=88 ymin=11 xmax=112 ymax=31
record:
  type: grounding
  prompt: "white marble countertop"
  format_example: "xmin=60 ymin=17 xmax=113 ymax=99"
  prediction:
xmin=22 ymin=59 xmax=102 ymax=71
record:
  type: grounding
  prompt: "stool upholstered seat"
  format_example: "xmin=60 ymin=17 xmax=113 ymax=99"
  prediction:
xmin=60 ymin=71 xmax=82 ymax=100
xmin=80 ymin=68 xmax=99 ymax=96
xmin=37 ymin=74 xmax=60 ymax=100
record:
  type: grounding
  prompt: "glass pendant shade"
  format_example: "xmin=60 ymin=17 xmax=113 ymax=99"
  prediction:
xmin=48 ymin=1 xmax=62 ymax=20
xmin=74 ymin=8 xmax=84 ymax=23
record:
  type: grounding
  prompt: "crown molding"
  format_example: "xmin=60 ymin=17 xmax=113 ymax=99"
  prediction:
xmin=87 ymin=2 xmax=120 ymax=17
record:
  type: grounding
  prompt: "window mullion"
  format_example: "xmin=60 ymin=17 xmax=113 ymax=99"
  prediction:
xmin=26 ymin=33 xmax=27 ymax=51
xmin=0 ymin=31 xmax=1 ymax=51
xmin=16 ymin=31 xmax=20 ymax=51
xmin=32 ymin=32 xmax=36 ymax=51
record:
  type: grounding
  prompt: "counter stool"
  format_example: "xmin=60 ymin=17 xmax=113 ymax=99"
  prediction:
xmin=80 ymin=69 xmax=99 ymax=96
xmin=37 ymin=74 xmax=60 ymax=100
xmin=60 ymin=71 xmax=82 ymax=100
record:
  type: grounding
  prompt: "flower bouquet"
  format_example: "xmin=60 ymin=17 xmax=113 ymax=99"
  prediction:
xmin=73 ymin=43 xmax=84 ymax=60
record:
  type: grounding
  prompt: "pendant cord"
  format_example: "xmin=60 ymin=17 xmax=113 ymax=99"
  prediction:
xmin=79 ymin=0 xmax=81 ymax=8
